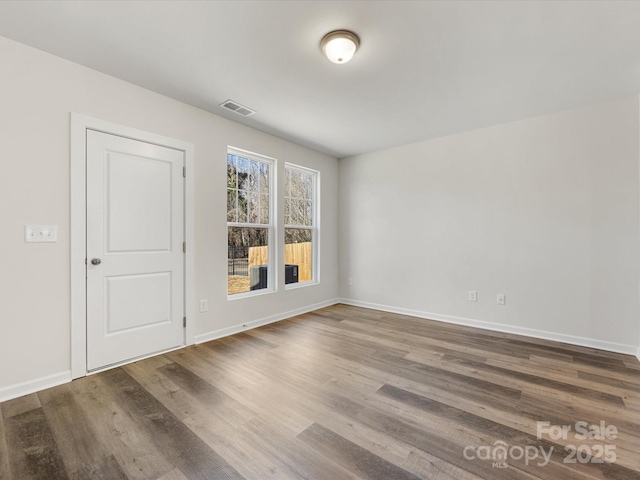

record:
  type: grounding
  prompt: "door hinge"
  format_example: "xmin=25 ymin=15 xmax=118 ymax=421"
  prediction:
xmin=183 ymin=242 xmax=186 ymax=253
xmin=183 ymin=166 xmax=186 ymax=178
xmin=183 ymin=317 xmax=186 ymax=328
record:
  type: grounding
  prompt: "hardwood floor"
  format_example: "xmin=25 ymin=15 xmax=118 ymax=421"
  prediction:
xmin=1 ymin=304 xmax=640 ymax=479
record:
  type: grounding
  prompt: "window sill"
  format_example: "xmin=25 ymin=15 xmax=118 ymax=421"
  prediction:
xmin=227 ymin=288 xmax=275 ymax=301
xmin=285 ymin=280 xmax=319 ymax=291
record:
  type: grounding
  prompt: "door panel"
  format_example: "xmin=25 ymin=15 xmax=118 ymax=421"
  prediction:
xmin=87 ymin=130 xmax=184 ymax=371
xmin=106 ymin=151 xmax=173 ymax=253
xmin=105 ymin=272 xmax=172 ymax=334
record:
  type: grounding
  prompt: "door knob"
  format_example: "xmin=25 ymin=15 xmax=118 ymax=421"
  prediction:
xmin=91 ymin=258 xmax=102 ymax=265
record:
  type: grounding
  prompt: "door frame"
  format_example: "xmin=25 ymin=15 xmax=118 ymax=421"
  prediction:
xmin=70 ymin=113 xmax=195 ymax=379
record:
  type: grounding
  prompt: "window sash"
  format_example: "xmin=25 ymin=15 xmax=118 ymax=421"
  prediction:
xmin=284 ymin=164 xmax=318 ymax=286
xmin=284 ymin=164 xmax=317 ymax=228
xmin=227 ymin=147 xmax=276 ymax=297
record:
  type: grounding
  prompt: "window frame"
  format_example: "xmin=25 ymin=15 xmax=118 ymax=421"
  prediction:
xmin=227 ymin=146 xmax=277 ymax=299
xmin=284 ymin=163 xmax=319 ymax=289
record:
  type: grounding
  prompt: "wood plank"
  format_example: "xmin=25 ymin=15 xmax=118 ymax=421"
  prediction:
xmin=266 ymin=319 xmax=517 ymax=406
xmin=156 ymin=469 xmax=190 ymax=480
xmin=402 ymin=449 xmax=486 ymax=480
xmin=484 ymin=355 xmax=639 ymax=408
xmin=37 ymin=384 xmax=110 ymax=476
xmin=238 ymin=417 xmax=362 ymax=480
xmin=66 ymin=374 xmax=175 ymax=480
xmin=297 ymin=422 xmax=422 ymax=480
xmin=602 ymin=462 xmax=640 ymax=480
xmin=181 ymin=416 xmax=302 ymax=479
xmin=3 ymin=408 xmax=69 ymax=480
xmin=334 ymin=306 xmax=632 ymax=368
xmin=157 ymin=362 xmax=257 ymax=428
xmin=199 ymin=339 xmax=367 ymax=423
xmin=135 ymin=355 xmax=356 ymax=479
xmin=577 ymin=370 xmax=640 ymax=393
xmin=197 ymin=339 xmax=421 ymax=476
xmin=123 ymin=360 xmax=217 ymax=423
xmin=100 ymin=368 xmax=244 ymax=480
xmin=125 ymin=359 xmax=290 ymax=479
xmin=439 ymin=355 xmax=625 ymax=407
xmin=355 ymin=404 xmax=549 ymax=480
xmin=260 ymin=316 xmax=640 ymax=468
xmin=70 ymin=454 xmax=128 ymax=480
xmin=0 ymin=394 xmax=41 ymax=421
xmin=168 ymin=347 xmax=314 ymax=435
xmin=233 ymin=331 xmax=280 ymax=350
xmin=376 ymin=384 xmax=607 ymax=480
xmin=0 ymin=410 xmax=10 ymax=480
xmin=172 ymin=344 xmax=412 ymax=478
xmin=622 ymin=359 xmax=640 ymax=370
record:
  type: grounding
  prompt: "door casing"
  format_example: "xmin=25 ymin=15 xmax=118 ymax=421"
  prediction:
xmin=70 ymin=113 xmax=195 ymax=379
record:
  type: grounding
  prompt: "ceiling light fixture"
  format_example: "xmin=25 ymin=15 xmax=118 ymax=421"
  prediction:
xmin=320 ymin=30 xmax=360 ymax=64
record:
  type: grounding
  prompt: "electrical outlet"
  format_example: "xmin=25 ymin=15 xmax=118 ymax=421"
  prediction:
xmin=497 ymin=294 xmax=506 ymax=305
xmin=468 ymin=291 xmax=477 ymax=302
xmin=348 ymin=277 xmax=353 ymax=286
xmin=199 ymin=299 xmax=208 ymax=312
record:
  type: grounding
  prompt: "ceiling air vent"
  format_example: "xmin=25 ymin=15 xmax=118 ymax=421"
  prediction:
xmin=219 ymin=99 xmax=256 ymax=117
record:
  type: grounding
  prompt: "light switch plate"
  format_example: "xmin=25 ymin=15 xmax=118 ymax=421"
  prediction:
xmin=199 ymin=299 xmax=208 ymax=313
xmin=25 ymin=225 xmax=58 ymax=243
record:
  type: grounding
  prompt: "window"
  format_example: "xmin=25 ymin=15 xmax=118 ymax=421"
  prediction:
xmin=227 ymin=148 xmax=274 ymax=296
xmin=285 ymin=164 xmax=318 ymax=286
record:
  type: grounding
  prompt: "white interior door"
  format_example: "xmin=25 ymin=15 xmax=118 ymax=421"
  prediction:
xmin=86 ymin=130 xmax=185 ymax=371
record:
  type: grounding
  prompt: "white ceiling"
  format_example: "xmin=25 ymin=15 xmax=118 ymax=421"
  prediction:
xmin=1 ymin=1 xmax=640 ymax=158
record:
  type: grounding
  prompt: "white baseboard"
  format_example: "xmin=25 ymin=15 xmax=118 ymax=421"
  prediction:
xmin=0 ymin=371 xmax=71 ymax=404
xmin=194 ymin=298 xmax=341 ymax=344
xmin=338 ymin=298 xmax=638 ymax=356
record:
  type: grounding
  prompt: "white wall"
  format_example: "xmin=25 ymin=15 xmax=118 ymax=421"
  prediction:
xmin=638 ymin=96 xmax=640 ymax=362
xmin=339 ymin=97 xmax=640 ymax=352
xmin=0 ymin=36 xmax=339 ymax=395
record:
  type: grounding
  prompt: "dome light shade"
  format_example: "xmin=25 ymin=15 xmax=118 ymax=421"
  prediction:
xmin=320 ymin=30 xmax=360 ymax=64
